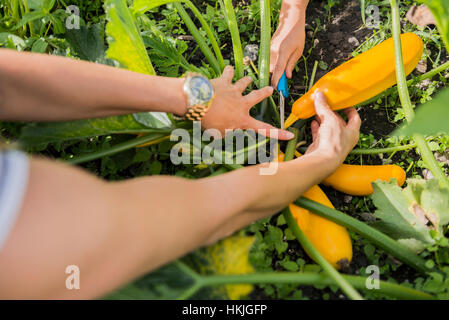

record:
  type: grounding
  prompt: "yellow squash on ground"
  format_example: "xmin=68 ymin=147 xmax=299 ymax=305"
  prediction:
xmin=285 ymin=33 xmax=424 ymax=128
xmin=323 ymin=164 xmax=406 ymax=196
xmin=289 ymin=185 xmax=352 ymax=269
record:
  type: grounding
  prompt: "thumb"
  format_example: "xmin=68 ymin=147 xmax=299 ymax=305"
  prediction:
xmin=313 ymin=91 xmax=333 ymax=120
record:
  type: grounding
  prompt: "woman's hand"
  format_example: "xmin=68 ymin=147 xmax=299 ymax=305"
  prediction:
xmin=202 ymin=66 xmax=294 ymax=140
xmin=270 ymin=0 xmax=308 ymax=87
xmin=305 ymin=91 xmax=361 ymax=172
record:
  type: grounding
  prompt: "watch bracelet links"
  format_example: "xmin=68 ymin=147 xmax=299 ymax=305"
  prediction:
xmin=173 ymin=94 xmax=215 ymax=121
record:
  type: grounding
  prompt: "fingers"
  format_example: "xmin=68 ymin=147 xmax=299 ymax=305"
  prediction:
xmin=311 ymin=120 xmax=319 ymax=140
xmin=285 ymin=47 xmax=303 ymax=78
xmin=271 ymin=50 xmax=289 ymax=87
xmin=244 ymin=86 xmax=274 ymax=107
xmin=343 ymin=107 xmax=362 ymax=131
xmin=221 ymin=65 xmax=234 ymax=82
xmin=244 ymin=118 xmax=295 ymax=140
xmin=234 ymin=76 xmax=252 ymax=93
xmin=313 ymin=91 xmax=334 ymax=120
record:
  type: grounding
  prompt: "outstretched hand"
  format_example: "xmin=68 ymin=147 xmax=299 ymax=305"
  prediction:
xmin=202 ymin=66 xmax=294 ymax=140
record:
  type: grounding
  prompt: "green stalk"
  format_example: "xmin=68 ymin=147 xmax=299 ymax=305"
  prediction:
xmin=174 ymin=3 xmax=221 ymax=76
xmin=350 ymin=142 xmax=417 ymax=155
xmin=184 ymin=0 xmax=225 ymax=71
xmin=220 ymin=0 xmax=244 ymax=79
xmin=258 ymin=0 xmax=271 ymax=117
xmin=248 ymin=59 xmax=280 ymax=125
xmin=66 ymin=132 xmax=169 ymax=165
xmin=283 ymin=208 xmax=364 ymax=300
xmin=283 ymin=128 xmax=363 ymax=300
xmin=308 ymin=60 xmax=319 ymax=90
xmin=294 ymin=197 xmax=429 ymax=274
xmin=22 ymin=0 xmax=34 ymax=37
xmin=197 ymin=272 xmax=434 ymax=300
xmin=389 ymin=0 xmax=449 ymax=189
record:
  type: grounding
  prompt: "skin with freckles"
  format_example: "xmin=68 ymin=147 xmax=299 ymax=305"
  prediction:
xmin=0 ymin=49 xmax=360 ymax=299
xmin=271 ymin=0 xmax=309 ymax=87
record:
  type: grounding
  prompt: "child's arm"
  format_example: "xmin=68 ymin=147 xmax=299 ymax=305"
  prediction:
xmin=270 ymin=0 xmax=309 ymax=86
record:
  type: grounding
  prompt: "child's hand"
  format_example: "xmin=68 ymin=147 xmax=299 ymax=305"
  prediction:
xmin=270 ymin=0 xmax=308 ymax=87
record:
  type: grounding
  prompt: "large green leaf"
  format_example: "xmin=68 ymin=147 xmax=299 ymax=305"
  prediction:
xmin=106 ymin=234 xmax=255 ymax=300
xmin=19 ymin=115 xmax=171 ymax=147
xmin=395 ymin=87 xmax=449 ymax=136
xmin=371 ymin=180 xmax=449 ymax=251
xmin=132 ymin=0 xmax=184 ymax=16
xmin=104 ymin=0 xmax=155 ymax=75
xmin=142 ymin=30 xmax=203 ymax=74
xmin=65 ymin=24 xmax=108 ymax=63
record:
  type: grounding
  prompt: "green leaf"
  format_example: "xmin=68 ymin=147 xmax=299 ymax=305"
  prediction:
xmin=104 ymin=0 xmax=172 ymax=129
xmin=104 ymin=0 xmax=155 ymax=75
xmin=0 ymin=33 xmax=26 ymax=50
xmin=105 ymin=261 xmax=197 ymax=300
xmin=65 ymin=24 xmax=107 ymax=63
xmin=132 ymin=0 xmax=184 ymax=16
xmin=142 ymin=30 xmax=203 ymax=74
xmin=14 ymin=10 xmax=46 ymax=30
xmin=107 ymin=234 xmax=255 ymax=300
xmin=372 ymin=179 xmax=449 ymax=251
xmin=19 ymin=115 xmax=171 ymax=147
xmin=31 ymin=38 xmax=48 ymax=53
xmin=395 ymin=88 xmax=449 ymax=136
xmin=186 ymin=234 xmax=256 ymax=299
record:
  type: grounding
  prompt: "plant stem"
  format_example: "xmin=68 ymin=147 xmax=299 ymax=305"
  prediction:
xmin=221 ymin=0 xmax=244 ymax=79
xmin=283 ymin=129 xmax=364 ymax=300
xmin=184 ymin=0 xmax=225 ymax=71
xmin=283 ymin=208 xmax=364 ymax=300
xmin=294 ymin=197 xmax=429 ymax=274
xmin=248 ymin=59 xmax=280 ymax=125
xmin=258 ymin=0 xmax=271 ymax=117
xmin=174 ymin=3 xmax=221 ymax=76
xmin=66 ymin=132 xmax=168 ymax=165
xmin=350 ymin=142 xmax=417 ymax=155
xmin=198 ymin=272 xmax=434 ymax=300
xmin=389 ymin=0 xmax=449 ymax=189
xmin=309 ymin=60 xmax=319 ymax=90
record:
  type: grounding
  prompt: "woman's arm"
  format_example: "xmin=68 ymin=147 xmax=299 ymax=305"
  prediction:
xmin=0 ymin=49 xmax=292 ymax=139
xmin=0 ymin=92 xmax=360 ymax=299
xmin=270 ymin=0 xmax=309 ymax=86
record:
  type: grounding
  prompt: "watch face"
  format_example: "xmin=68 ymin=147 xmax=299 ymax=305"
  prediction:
xmin=189 ymin=76 xmax=213 ymax=104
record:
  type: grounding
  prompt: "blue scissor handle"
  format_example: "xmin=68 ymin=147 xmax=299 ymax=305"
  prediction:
xmin=277 ymin=71 xmax=289 ymax=98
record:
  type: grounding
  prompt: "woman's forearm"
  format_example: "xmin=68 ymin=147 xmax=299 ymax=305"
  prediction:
xmin=0 ymin=153 xmax=333 ymax=299
xmin=0 ymin=49 xmax=188 ymax=121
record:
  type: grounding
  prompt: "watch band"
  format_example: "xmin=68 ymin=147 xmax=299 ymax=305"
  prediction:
xmin=173 ymin=73 xmax=214 ymax=121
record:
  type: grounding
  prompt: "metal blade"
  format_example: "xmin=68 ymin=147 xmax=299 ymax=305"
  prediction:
xmin=280 ymin=95 xmax=285 ymax=130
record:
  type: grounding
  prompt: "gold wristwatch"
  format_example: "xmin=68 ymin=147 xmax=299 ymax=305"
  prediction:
xmin=174 ymin=73 xmax=215 ymax=121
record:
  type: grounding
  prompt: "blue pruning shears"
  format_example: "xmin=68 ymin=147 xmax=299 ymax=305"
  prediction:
xmin=277 ymin=71 xmax=289 ymax=129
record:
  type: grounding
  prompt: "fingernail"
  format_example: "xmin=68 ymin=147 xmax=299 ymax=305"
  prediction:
xmin=284 ymin=131 xmax=294 ymax=139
